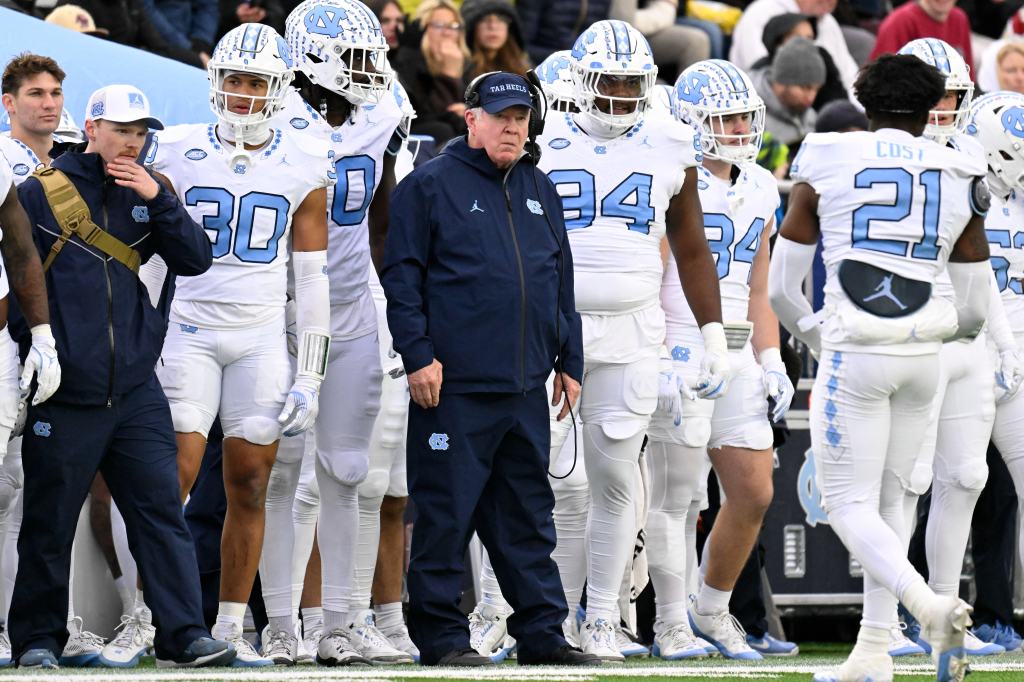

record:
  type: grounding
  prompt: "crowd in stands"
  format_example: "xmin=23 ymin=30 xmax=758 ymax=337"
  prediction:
xmin=6 ymin=0 xmax=1024 ymax=179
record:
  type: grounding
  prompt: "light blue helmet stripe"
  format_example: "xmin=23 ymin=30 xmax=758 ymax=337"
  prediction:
xmin=924 ymin=38 xmax=952 ymax=75
xmin=608 ymin=20 xmax=632 ymax=60
xmin=708 ymin=59 xmax=747 ymax=97
xmin=240 ymin=24 xmax=264 ymax=53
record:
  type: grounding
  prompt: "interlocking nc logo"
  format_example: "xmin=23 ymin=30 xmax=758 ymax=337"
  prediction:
xmin=304 ymin=6 xmax=349 ymax=39
xmin=33 ymin=421 xmax=52 ymax=438
xmin=797 ymin=447 xmax=829 ymax=527
xmin=428 ymin=433 xmax=449 ymax=451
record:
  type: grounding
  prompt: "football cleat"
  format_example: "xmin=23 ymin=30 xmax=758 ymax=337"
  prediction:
xmin=260 ymin=625 xmax=297 ymax=665
xmin=690 ymin=609 xmax=762 ymax=660
xmin=889 ymin=622 xmax=927 ymax=657
xmin=580 ymin=618 xmax=624 ymax=663
xmin=747 ymin=632 xmax=799 ymax=657
xmin=812 ymin=651 xmax=893 ymax=682
xmin=652 ymin=621 xmax=708 ymax=660
xmin=98 ymin=614 xmax=156 ymax=667
xmin=316 ymin=628 xmax=369 ymax=666
xmin=379 ymin=621 xmax=419 ymax=662
xmin=155 ymin=637 xmax=236 ymax=668
xmin=347 ymin=610 xmax=414 ymax=664
xmin=615 ymin=623 xmax=649 ymax=657
xmin=923 ymin=596 xmax=972 ymax=682
xmin=0 ymin=631 xmax=11 ymax=667
xmin=468 ymin=602 xmax=514 ymax=663
xmin=60 ymin=620 xmax=105 ymax=667
xmin=972 ymin=621 xmax=1022 ymax=652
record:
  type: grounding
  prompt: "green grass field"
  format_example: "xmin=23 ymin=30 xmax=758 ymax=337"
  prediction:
xmin=1 ymin=645 xmax=1023 ymax=681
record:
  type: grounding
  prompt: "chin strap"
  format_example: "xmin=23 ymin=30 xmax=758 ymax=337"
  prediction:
xmin=216 ymin=120 xmax=272 ymax=171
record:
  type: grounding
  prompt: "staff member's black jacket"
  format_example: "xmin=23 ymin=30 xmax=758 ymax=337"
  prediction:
xmin=382 ymin=136 xmax=583 ymax=393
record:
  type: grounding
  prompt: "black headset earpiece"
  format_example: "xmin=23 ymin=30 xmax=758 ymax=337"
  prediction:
xmin=463 ymin=70 xmax=501 ymax=110
xmin=525 ymin=68 xmax=547 ymax=141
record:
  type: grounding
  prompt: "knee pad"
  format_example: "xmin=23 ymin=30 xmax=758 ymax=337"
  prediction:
xmin=275 ymin=433 xmax=307 ymax=465
xmin=582 ymin=358 xmax=658 ymax=440
xmin=238 ymin=416 xmax=282 ymax=446
xmin=170 ymin=403 xmax=211 ymax=437
xmin=317 ymin=447 xmax=369 ymax=486
xmin=357 ymin=468 xmax=389 ymax=501
xmin=939 ymin=464 xmax=989 ymax=493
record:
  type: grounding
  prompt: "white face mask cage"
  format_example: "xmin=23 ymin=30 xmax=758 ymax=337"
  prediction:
xmin=573 ymin=67 xmax=655 ymax=134
xmin=685 ymin=104 xmax=766 ymax=164
xmin=329 ymin=44 xmax=392 ymax=105
xmin=925 ymin=84 xmax=974 ymax=145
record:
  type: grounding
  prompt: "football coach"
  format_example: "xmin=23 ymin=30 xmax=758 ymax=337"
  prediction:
xmin=381 ymin=72 xmax=594 ymax=668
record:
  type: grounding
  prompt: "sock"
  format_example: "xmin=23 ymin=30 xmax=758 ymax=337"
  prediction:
xmin=302 ymin=606 xmax=323 ymax=634
xmin=851 ymin=623 xmax=889 ymax=657
xmin=696 ymin=583 xmax=732 ymax=616
xmin=114 ymin=576 xmax=134 ymax=616
xmin=268 ymin=615 xmax=292 ymax=634
xmin=374 ymin=602 xmax=403 ymax=632
xmin=213 ymin=601 xmax=247 ymax=638
xmin=901 ymin=580 xmax=936 ymax=626
xmin=323 ymin=609 xmax=347 ymax=633
xmin=135 ymin=589 xmax=152 ymax=625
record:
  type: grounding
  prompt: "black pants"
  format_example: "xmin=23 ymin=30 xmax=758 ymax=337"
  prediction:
xmin=405 ymin=387 xmax=566 ymax=664
xmin=10 ymin=376 xmax=208 ymax=659
xmin=972 ymin=443 xmax=1018 ymax=626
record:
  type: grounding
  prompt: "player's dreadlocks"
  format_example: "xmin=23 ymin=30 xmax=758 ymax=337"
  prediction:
xmin=854 ymin=53 xmax=946 ymax=126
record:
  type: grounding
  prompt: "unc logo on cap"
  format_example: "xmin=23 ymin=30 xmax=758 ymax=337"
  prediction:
xmin=90 ymin=101 xmax=105 ymax=118
xmin=131 ymin=206 xmax=150 ymax=223
xmin=428 ymin=433 xmax=449 ymax=451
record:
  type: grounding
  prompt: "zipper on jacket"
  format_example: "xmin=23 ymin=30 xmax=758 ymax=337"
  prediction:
xmin=102 ymin=204 xmax=115 ymax=407
xmin=503 ymin=163 xmax=527 ymax=394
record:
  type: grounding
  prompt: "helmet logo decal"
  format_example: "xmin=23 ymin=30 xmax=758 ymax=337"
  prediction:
xmin=304 ymin=5 xmax=349 ymax=38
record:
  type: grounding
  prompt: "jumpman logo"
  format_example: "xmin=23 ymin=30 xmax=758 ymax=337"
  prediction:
xmin=470 ymin=200 xmax=485 ymax=213
xmin=862 ymin=274 xmax=907 ymax=310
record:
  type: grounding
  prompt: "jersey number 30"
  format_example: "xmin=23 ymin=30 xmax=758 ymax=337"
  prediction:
xmin=548 ymin=169 xmax=655 ymax=235
xmin=185 ymin=188 xmax=290 ymax=263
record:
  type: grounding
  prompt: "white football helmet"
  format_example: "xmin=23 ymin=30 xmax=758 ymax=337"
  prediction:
xmin=674 ymin=59 xmax=764 ymax=165
xmin=897 ymin=38 xmax=973 ymax=145
xmin=965 ymin=90 xmax=1024 ymax=198
xmin=569 ymin=20 xmax=657 ymax=135
xmin=537 ymin=50 xmax=575 ymax=113
xmin=54 ymin=108 xmax=84 ymax=144
xmin=286 ymin=0 xmax=392 ymax=106
xmin=209 ymin=22 xmax=294 ymax=147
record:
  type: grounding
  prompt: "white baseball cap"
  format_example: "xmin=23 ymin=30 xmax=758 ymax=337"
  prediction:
xmin=84 ymin=84 xmax=163 ymax=130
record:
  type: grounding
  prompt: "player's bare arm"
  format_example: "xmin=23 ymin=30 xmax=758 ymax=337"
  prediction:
xmin=949 ymin=214 xmax=991 ymax=263
xmin=292 ymin=187 xmax=329 ymax=252
xmin=778 ymin=182 xmax=820 ymax=245
xmin=0 ymin=183 xmax=49 ymax=327
xmin=368 ymin=152 xmax=396 ymax=274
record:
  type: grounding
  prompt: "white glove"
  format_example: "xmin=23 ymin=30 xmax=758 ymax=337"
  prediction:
xmin=693 ymin=322 xmax=731 ymax=400
xmin=20 ymin=325 xmax=60 ymax=405
xmin=277 ymin=376 xmax=321 ymax=437
xmin=657 ymin=368 xmax=684 ymax=426
xmin=760 ymin=347 xmax=795 ymax=422
xmin=285 ymin=298 xmax=297 ymax=358
xmin=996 ymin=348 xmax=1024 ymax=403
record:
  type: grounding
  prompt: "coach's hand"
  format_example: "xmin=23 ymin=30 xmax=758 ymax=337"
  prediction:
xmin=552 ymin=372 xmax=580 ymax=421
xmin=21 ymin=324 xmax=60 ymax=406
xmin=409 ymin=359 xmax=443 ymax=408
xmin=107 ymin=158 xmax=160 ymax=201
xmin=278 ymin=376 xmax=321 ymax=437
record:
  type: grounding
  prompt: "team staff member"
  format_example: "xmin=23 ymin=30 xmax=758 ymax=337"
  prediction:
xmin=7 ymin=84 xmax=234 ymax=669
xmin=381 ymin=72 xmax=594 ymax=668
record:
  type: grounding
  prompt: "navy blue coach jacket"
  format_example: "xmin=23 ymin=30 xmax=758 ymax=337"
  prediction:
xmin=382 ymin=136 xmax=583 ymax=394
xmin=12 ymin=150 xmax=212 ymax=405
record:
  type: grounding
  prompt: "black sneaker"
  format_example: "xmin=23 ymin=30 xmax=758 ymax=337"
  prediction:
xmin=435 ymin=647 xmax=493 ymax=666
xmin=519 ymin=644 xmax=602 ymax=666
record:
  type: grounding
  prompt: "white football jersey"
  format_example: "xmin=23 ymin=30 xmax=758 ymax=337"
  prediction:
xmin=0 ymin=135 xmax=45 ymax=186
xmin=662 ymin=163 xmax=779 ymax=334
xmin=539 ymin=112 xmax=701 ymax=316
xmin=277 ymin=83 xmax=406 ymax=305
xmin=0 ymin=147 xmax=11 ymax=204
xmin=150 ymin=123 xmax=334 ymax=328
xmin=792 ymin=128 xmax=985 ymax=349
xmin=986 ymin=190 xmax=1024 ymax=338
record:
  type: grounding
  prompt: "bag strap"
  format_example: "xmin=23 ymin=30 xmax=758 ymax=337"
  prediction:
xmin=33 ymin=167 xmax=141 ymax=274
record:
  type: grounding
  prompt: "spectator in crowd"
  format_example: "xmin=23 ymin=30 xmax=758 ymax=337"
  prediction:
xmin=749 ymin=12 xmax=849 ymax=109
xmin=57 ymin=0 xmax=209 ymax=67
xmin=218 ymin=1 xmax=290 ymax=37
xmin=610 ymin=0 xmax=711 ymax=81
xmin=979 ymin=40 xmax=1024 ymax=93
xmin=754 ymin=37 xmax=823 ymax=146
xmin=515 ymin=0 xmax=611 ymax=65
xmin=461 ymin=0 xmax=529 ymax=79
xmin=814 ymin=98 xmax=869 ymax=132
xmin=869 ymin=0 xmax=974 ymax=74
xmin=136 ymin=0 xmax=219 ymax=67
xmin=394 ymin=0 xmax=471 ymax=145
xmin=730 ymin=0 xmax=861 ymax=92
xmin=44 ymin=4 xmax=108 ymax=35
xmin=366 ymin=0 xmax=405 ymax=53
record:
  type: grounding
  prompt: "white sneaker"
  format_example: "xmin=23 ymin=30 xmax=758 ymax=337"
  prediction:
xmin=213 ymin=625 xmax=272 ymax=667
xmin=964 ymin=630 xmax=1004 ymax=656
xmin=690 ymin=609 xmax=762 ymax=660
xmin=298 ymin=624 xmax=320 ymax=665
xmin=347 ymin=610 xmax=414 ymax=664
xmin=562 ymin=615 xmax=580 ymax=649
xmin=889 ymin=623 xmax=927 ymax=657
xmin=61 ymin=619 xmax=105 ymax=667
xmin=260 ymin=625 xmax=297 ymax=666
xmin=0 ymin=631 xmax=11 ymax=667
xmin=652 ymin=621 xmax=708 ymax=660
xmin=923 ymin=596 xmax=972 ymax=682
xmin=98 ymin=614 xmax=156 ymax=668
xmin=580 ymin=618 xmax=624 ymax=663
xmin=468 ymin=603 xmax=513 ymax=662
xmin=379 ymin=622 xmax=419 ymax=663
xmin=316 ymin=628 xmax=369 ymax=666
xmin=615 ymin=623 xmax=649 ymax=657
xmin=812 ymin=651 xmax=893 ymax=682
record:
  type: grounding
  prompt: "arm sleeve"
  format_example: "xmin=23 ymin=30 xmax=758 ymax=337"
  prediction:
xmin=146 ymin=179 xmax=213 ymax=276
xmin=768 ymin=236 xmax=821 ymax=354
xmin=380 ymin=176 xmax=435 ymax=375
xmin=546 ymin=176 xmax=584 ymax=381
xmin=947 ymin=260 xmax=994 ymax=341
xmin=987 ymin=275 xmax=1016 ymax=352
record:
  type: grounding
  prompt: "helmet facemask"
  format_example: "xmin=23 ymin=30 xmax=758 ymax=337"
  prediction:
xmin=574 ymin=68 xmax=655 ymax=135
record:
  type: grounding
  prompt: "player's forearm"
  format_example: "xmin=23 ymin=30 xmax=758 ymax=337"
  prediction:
xmin=0 ymin=195 xmax=49 ymax=327
xmin=675 ymin=247 xmax=723 ymax=327
xmin=768 ymin=236 xmax=819 ymax=353
xmin=748 ymin=289 xmax=781 ymax=355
